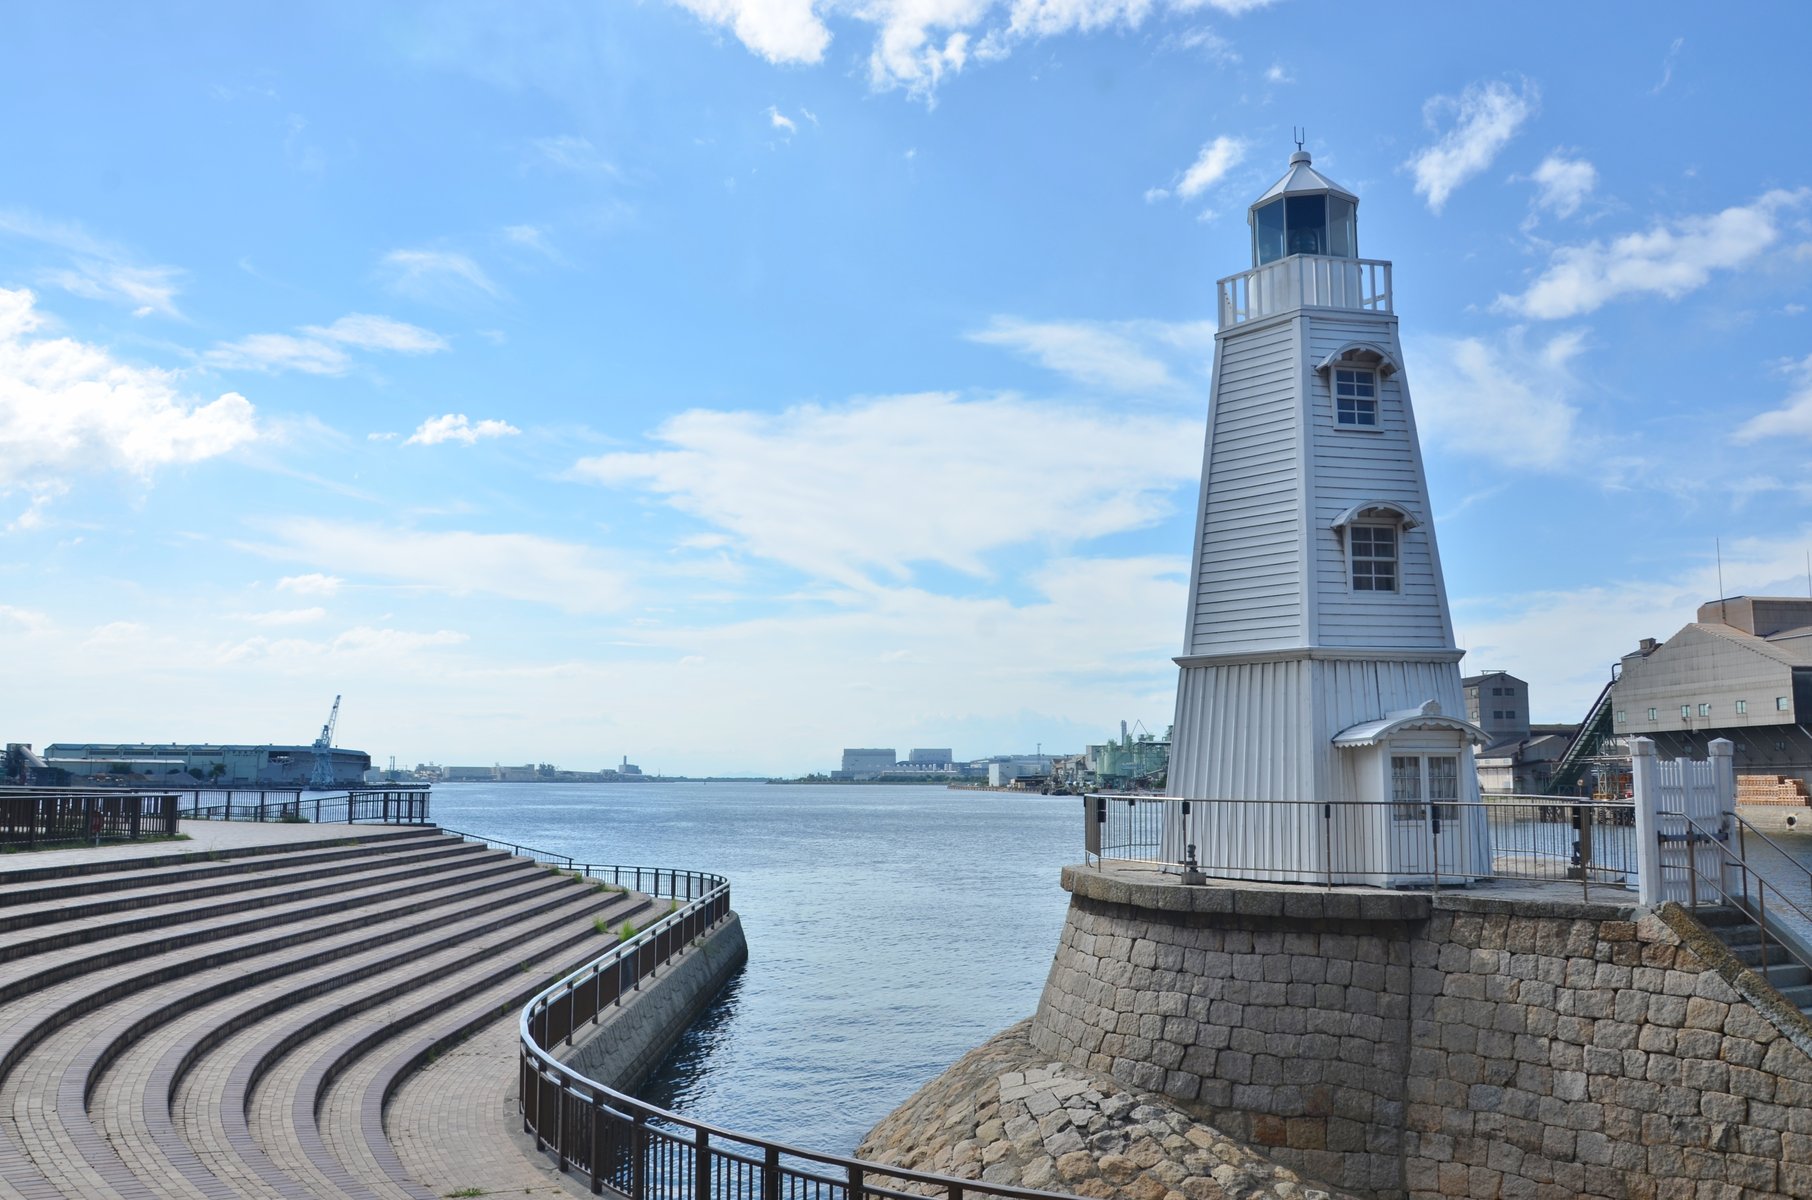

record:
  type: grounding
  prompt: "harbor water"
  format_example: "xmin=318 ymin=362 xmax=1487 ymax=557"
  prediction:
xmin=429 ymin=781 xmax=1076 ymax=1155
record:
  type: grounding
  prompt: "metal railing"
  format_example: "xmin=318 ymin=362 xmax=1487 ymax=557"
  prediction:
xmin=1216 ymin=254 xmax=1392 ymax=325
xmin=0 ymin=788 xmax=182 ymax=847
xmin=178 ymin=787 xmax=431 ymax=825
xmin=1085 ymin=793 xmax=1637 ymax=899
xmin=1675 ymin=809 xmax=1812 ymax=988
xmin=516 ymin=861 xmax=1075 ymax=1200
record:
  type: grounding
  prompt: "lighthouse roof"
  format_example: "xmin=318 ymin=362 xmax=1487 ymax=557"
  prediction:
xmin=1250 ymin=150 xmax=1358 ymax=209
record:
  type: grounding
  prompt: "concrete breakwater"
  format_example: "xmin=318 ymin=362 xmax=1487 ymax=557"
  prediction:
xmin=864 ymin=864 xmax=1812 ymax=1200
xmin=560 ymin=913 xmax=749 ymax=1091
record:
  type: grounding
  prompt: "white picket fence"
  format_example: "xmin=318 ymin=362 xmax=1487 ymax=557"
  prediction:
xmin=1631 ymin=736 xmax=1734 ymax=906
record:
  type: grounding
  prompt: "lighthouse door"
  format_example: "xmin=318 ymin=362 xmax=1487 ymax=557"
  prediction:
xmin=1388 ymin=750 xmax=1463 ymax=880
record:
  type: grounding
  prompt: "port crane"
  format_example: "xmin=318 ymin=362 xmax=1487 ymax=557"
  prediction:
xmin=307 ymin=695 xmax=342 ymax=788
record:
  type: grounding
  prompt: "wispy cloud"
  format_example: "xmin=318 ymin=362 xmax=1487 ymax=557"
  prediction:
xmin=205 ymin=314 xmax=447 ymax=375
xmin=1732 ymin=355 xmax=1812 ymax=444
xmin=1652 ymin=36 xmax=1684 ymax=95
xmin=404 ymin=414 xmax=522 ymax=446
xmin=966 ymin=316 xmax=1214 ymax=394
xmin=1407 ymin=327 xmax=1588 ymax=471
xmin=665 ymin=0 xmax=1272 ymax=102
xmin=0 ymin=287 xmax=256 ymax=508
xmin=379 ymin=249 xmax=505 ymax=305
xmin=571 ymin=392 xmax=1201 ymax=585
xmin=277 ymin=573 xmax=344 ymax=596
xmin=248 ymin=519 xmax=634 ymax=613
xmin=527 ymin=134 xmax=622 ymax=176
xmin=1496 ymin=188 xmax=1809 ymax=320
xmin=0 ymin=210 xmax=184 ymax=317
xmin=1406 ymin=78 xmax=1539 ymax=213
xmin=766 ymin=105 xmax=798 ymax=135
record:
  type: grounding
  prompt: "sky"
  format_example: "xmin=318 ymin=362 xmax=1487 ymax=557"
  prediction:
xmin=4 ymin=3 xmax=1812 ymax=776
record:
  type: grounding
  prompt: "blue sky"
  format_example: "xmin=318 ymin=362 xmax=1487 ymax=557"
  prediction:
xmin=4 ymin=3 xmax=1812 ymax=775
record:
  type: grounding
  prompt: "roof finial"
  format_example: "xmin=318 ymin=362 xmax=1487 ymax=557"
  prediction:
xmin=1293 ymin=126 xmax=1306 ymax=153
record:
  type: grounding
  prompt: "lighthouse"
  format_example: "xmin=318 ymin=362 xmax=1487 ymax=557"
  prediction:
xmin=1165 ymin=146 xmax=1488 ymax=885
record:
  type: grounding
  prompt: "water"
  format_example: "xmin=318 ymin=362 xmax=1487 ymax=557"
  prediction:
xmin=429 ymin=781 xmax=1078 ymax=1154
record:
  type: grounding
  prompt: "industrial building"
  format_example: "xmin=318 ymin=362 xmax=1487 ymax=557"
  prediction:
xmin=1610 ymin=596 xmax=1812 ymax=793
xmin=1461 ymin=672 xmax=1576 ymax=794
xmin=39 ymin=743 xmax=372 ymax=788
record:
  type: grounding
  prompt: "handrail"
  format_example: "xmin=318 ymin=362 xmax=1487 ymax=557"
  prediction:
xmin=1730 ymin=809 xmax=1812 ymax=893
xmin=516 ymin=866 xmax=1080 ymax=1200
xmin=1674 ymin=810 xmax=1812 ymax=988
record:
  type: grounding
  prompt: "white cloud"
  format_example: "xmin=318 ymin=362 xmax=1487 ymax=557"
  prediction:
xmin=1652 ymin=36 xmax=1684 ymax=95
xmin=571 ymin=392 xmax=1202 ymax=584
xmin=0 ymin=605 xmax=51 ymax=633
xmin=0 ymin=210 xmax=184 ymax=317
xmin=1263 ymin=62 xmax=1290 ymax=84
xmin=250 ymin=519 xmax=634 ymax=613
xmin=205 ymin=314 xmax=446 ymax=376
xmin=205 ymin=333 xmax=351 ymax=376
xmin=238 ymin=607 xmax=329 ymax=626
xmin=1173 ymin=134 xmax=1246 ymax=200
xmin=1732 ymin=356 xmax=1812 ymax=444
xmin=379 ymin=249 xmax=504 ymax=305
xmin=1406 ymin=78 xmax=1539 ymax=213
xmin=669 ymin=0 xmax=831 ymax=65
xmin=1529 ymin=153 xmax=1596 ymax=219
xmin=663 ymin=0 xmax=1269 ymax=100
xmin=967 ymin=315 xmax=1214 ymax=393
xmin=1407 ymin=327 xmax=1587 ymax=470
xmin=0 ymin=288 xmax=257 ymax=503
xmin=277 ymin=573 xmax=344 ymax=596
xmin=218 ymin=625 xmax=469 ymax=665
xmin=766 ymin=106 xmax=798 ymax=135
xmin=527 ymin=134 xmax=622 ymax=176
xmin=1496 ymin=189 xmax=1809 ymax=320
xmin=404 ymin=414 xmax=523 ymax=446
xmin=303 ymin=314 xmax=448 ymax=354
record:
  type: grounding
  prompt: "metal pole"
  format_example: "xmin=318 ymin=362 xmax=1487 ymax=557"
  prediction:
xmin=696 ymin=1130 xmax=712 ymax=1200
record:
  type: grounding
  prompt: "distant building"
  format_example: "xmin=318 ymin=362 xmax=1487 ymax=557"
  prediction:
xmin=1612 ymin=596 xmax=1812 ymax=786
xmin=988 ymin=756 xmax=1053 ymax=787
xmin=1462 ymin=671 xmax=1530 ymax=741
xmin=41 ymin=743 xmax=370 ymax=787
xmin=619 ymin=756 xmax=643 ymax=776
xmin=907 ymin=748 xmax=954 ymax=767
xmin=836 ymin=748 xmax=898 ymax=780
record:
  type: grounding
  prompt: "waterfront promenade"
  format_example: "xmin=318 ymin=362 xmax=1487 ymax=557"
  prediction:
xmin=0 ymin=818 xmax=646 ymax=1199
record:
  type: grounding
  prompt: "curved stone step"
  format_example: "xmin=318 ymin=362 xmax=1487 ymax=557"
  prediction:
xmin=0 ymin=839 xmax=496 ymax=957
xmin=0 ymin=850 xmax=550 ymax=1197
xmin=68 ymin=879 xmax=635 ymax=1200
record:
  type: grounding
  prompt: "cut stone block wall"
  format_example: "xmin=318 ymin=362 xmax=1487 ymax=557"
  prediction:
xmin=1026 ymin=867 xmax=1812 ymax=1200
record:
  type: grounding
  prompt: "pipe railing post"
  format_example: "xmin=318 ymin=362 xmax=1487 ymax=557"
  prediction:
xmin=696 ymin=1129 xmax=712 ymax=1200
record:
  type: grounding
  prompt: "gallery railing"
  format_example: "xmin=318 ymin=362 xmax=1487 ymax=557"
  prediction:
xmin=1669 ymin=809 xmax=1812 ymax=990
xmin=517 ymin=864 xmax=1076 ymax=1200
xmin=1084 ymin=793 xmax=1638 ymax=899
xmin=177 ymin=787 xmax=431 ymax=825
xmin=0 ymin=787 xmax=181 ymax=846
xmin=1217 ymin=254 xmax=1392 ymax=325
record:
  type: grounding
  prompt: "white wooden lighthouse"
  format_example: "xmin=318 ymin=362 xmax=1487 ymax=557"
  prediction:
xmin=1165 ymin=146 xmax=1488 ymax=886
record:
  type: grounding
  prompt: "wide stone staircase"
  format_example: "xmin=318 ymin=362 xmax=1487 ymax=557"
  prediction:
xmin=0 ymin=823 xmax=648 ymax=1200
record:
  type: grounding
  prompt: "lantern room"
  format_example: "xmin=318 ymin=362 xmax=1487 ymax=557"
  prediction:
xmin=1248 ymin=149 xmax=1360 ymax=266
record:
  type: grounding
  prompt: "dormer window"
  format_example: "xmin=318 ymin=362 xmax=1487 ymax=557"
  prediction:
xmin=1334 ymin=368 xmax=1377 ymax=427
xmin=1331 ymin=500 xmax=1417 ymax=596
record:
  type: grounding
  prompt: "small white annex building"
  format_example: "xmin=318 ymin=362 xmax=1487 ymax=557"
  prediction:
xmin=1164 ymin=147 xmax=1487 ymax=886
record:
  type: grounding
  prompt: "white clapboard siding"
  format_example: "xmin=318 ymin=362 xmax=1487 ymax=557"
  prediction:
xmin=1188 ymin=319 xmax=1302 ymax=654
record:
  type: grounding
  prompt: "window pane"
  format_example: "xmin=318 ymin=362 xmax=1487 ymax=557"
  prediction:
xmin=1392 ymin=755 xmax=1422 ymax=820
xmin=1428 ymin=756 xmax=1459 ymax=822
xmin=1253 ymin=201 xmax=1285 ymax=265
xmin=1327 ymin=197 xmax=1356 ymax=257
xmin=1285 ymin=194 xmax=1326 ymax=255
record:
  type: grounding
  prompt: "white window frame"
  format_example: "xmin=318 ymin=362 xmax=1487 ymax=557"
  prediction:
xmin=1779 ymin=697 xmax=1792 ymax=712
xmin=1333 ymin=367 xmax=1378 ymax=428
xmin=1391 ymin=753 xmax=1460 ymax=823
xmin=1348 ymin=522 xmax=1399 ymax=593
xmin=1698 ymin=703 xmax=1711 ymax=717
xmin=1736 ymin=700 xmax=1748 ymax=715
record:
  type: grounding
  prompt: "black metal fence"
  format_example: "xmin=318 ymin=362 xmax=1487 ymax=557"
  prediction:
xmin=178 ymin=787 xmax=430 ymax=825
xmin=0 ymin=788 xmax=181 ymax=847
xmin=516 ymin=858 xmax=1071 ymax=1200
